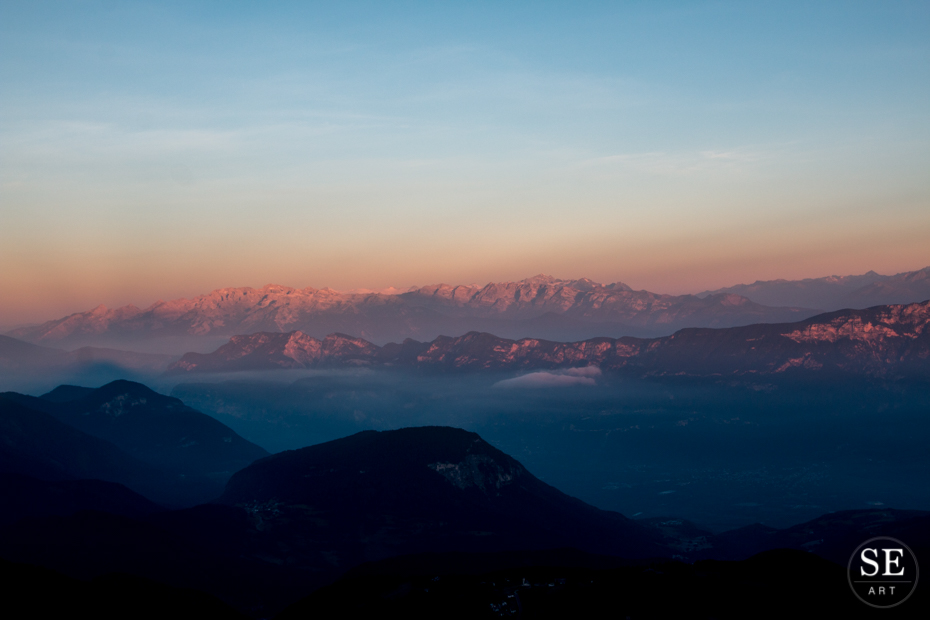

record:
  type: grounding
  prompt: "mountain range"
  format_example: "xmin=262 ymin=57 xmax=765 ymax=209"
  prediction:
xmin=9 ymin=268 xmax=930 ymax=353
xmin=2 ymin=275 xmax=817 ymax=350
xmin=167 ymin=299 xmax=930 ymax=379
xmin=699 ymin=265 xmax=930 ymax=310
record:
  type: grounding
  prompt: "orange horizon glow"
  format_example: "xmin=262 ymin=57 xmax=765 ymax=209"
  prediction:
xmin=3 ymin=4 xmax=929 ymax=329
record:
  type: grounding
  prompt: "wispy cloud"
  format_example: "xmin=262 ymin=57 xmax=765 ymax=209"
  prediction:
xmin=493 ymin=366 xmax=601 ymax=389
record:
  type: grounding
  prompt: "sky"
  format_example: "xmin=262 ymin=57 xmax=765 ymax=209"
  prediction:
xmin=1 ymin=1 xmax=929 ymax=326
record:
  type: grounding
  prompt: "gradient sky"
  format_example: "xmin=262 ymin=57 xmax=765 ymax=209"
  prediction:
xmin=2 ymin=1 xmax=929 ymax=326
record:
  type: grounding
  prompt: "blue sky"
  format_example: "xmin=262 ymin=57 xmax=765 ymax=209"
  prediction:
xmin=1 ymin=1 xmax=928 ymax=323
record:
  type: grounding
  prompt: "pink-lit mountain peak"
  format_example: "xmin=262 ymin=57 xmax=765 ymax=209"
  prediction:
xmin=408 ymin=275 xmax=634 ymax=310
xmin=24 ymin=268 xmax=930 ymax=349
xmin=7 ymin=274 xmax=815 ymax=347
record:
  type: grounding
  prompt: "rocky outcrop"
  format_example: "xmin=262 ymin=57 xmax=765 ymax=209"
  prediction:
xmin=169 ymin=332 xmax=379 ymax=372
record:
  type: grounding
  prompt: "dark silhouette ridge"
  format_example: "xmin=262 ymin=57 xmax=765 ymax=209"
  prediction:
xmin=1 ymin=380 xmax=269 ymax=505
xmin=0 ymin=397 xmax=159 ymax=486
xmin=40 ymin=384 xmax=96 ymax=402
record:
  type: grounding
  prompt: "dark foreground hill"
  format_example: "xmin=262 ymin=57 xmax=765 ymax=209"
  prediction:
xmin=218 ymin=427 xmax=668 ymax=565
xmin=1 ymin=557 xmax=248 ymax=620
xmin=0 ymin=427 xmax=675 ymax=616
xmin=0 ymin=472 xmax=161 ymax=526
xmin=1 ymin=423 xmax=928 ymax=617
xmin=280 ymin=549 xmax=914 ymax=620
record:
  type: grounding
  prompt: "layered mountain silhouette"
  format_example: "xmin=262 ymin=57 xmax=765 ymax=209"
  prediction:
xmin=2 ymin=420 xmax=927 ymax=616
xmin=6 ymin=275 xmax=816 ymax=349
xmin=0 ymin=425 xmax=674 ymax=615
xmin=0 ymin=381 xmax=269 ymax=505
xmin=0 ymin=398 xmax=160 ymax=487
xmin=168 ymin=300 xmax=930 ymax=378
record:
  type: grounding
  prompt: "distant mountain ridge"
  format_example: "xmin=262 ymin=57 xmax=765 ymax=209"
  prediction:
xmin=7 ymin=275 xmax=816 ymax=349
xmin=0 ymin=335 xmax=176 ymax=392
xmin=168 ymin=300 xmax=930 ymax=379
xmin=0 ymin=336 xmax=173 ymax=372
xmin=699 ymin=266 xmax=930 ymax=311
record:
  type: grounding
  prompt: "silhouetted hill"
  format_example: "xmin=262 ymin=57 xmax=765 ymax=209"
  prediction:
xmin=40 ymin=384 xmax=97 ymax=402
xmin=219 ymin=427 xmax=667 ymax=565
xmin=0 ymin=381 xmax=270 ymax=505
xmin=700 ymin=508 xmax=930 ymax=564
xmin=39 ymin=380 xmax=269 ymax=479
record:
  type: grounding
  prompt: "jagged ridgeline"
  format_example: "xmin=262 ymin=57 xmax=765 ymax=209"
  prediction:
xmin=8 ymin=269 xmax=929 ymax=351
xmin=0 ymin=275 xmax=831 ymax=349
xmin=167 ymin=300 xmax=930 ymax=378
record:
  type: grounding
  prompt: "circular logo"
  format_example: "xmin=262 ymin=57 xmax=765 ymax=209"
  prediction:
xmin=848 ymin=536 xmax=919 ymax=608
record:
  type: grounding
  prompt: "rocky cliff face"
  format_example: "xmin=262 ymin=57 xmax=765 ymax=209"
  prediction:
xmin=169 ymin=331 xmax=380 ymax=373
xmin=167 ymin=300 xmax=930 ymax=378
